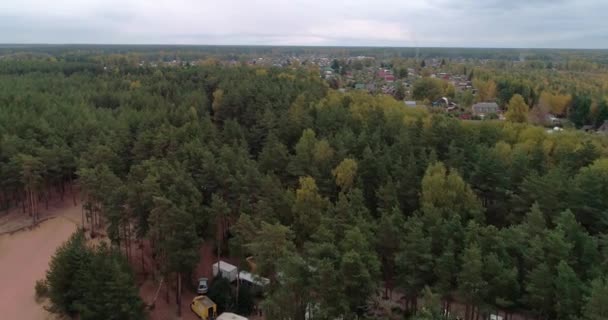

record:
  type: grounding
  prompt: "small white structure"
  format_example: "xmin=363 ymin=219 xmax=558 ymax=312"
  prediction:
xmin=547 ymin=126 xmax=564 ymax=134
xmin=239 ymin=271 xmax=270 ymax=287
xmin=213 ymin=260 xmax=238 ymax=282
xmin=217 ymin=312 xmax=248 ymax=320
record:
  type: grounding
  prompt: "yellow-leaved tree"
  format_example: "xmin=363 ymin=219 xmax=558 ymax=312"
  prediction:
xmin=506 ymin=94 xmax=529 ymax=123
xmin=332 ymin=158 xmax=358 ymax=191
xmin=473 ymin=79 xmax=497 ymax=102
xmin=539 ymin=91 xmax=571 ymax=117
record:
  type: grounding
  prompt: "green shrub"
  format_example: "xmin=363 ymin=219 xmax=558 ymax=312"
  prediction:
xmin=35 ymin=279 xmax=49 ymax=300
xmin=236 ymin=285 xmax=254 ymax=315
xmin=208 ymin=276 xmax=234 ymax=313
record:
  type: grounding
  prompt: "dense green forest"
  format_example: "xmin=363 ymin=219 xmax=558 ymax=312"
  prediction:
xmin=2 ymin=50 xmax=608 ymax=320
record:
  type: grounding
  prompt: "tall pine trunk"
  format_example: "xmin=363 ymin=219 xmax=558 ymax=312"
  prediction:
xmin=123 ymin=220 xmax=130 ymax=262
xmin=140 ymin=242 xmax=146 ymax=275
xmin=446 ymin=299 xmax=451 ymax=318
xmin=165 ymin=271 xmax=170 ymax=303
xmin=29 ymin=187 xmax=35 ymax=224
xmin=127 ymin=223 xmax=132 ymax=262
xmin=45 ymin=181 xmax=49 ymax=210
xmin=69 ymin=175 xmax=76 ymax=206
xmin=34 ymin=188 xmax=39 ymax=223
xmin=177 ymin=273 xmax=182 ymax=317
xmin=216 ymin=214 xmax=222 ymax=276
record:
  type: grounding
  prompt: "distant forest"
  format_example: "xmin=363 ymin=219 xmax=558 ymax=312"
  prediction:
xmin=2 ymin=44 xmax=608 ymax=64
xmin=2 ymin=47 xmax=608 ymax=320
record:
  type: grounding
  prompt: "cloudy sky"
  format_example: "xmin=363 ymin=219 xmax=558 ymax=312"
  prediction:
xmin=1 ymin=0 xmax=607 ymax=48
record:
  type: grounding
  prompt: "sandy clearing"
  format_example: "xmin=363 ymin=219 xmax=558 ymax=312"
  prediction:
xmin=0 ymin=202 xmax=81 ymax=320
xmin=0 ymin=198 xmax=261 ymax=320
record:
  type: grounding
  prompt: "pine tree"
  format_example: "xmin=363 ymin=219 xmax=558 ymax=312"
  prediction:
xmin=377 ymin=207 xmax=405 ymax=298
xmin=569 ymin=94 xmax=592 ymax=128
xmin=525 ymin=262 xmax=554 ymax=317
xmin=396 ymin=215 xmax=434 ymax=312
xmin=150 ymin=195 xmax=200 ymax=314
xmin=434 ymin=240 xmax=458 ymax=315
xmin=583 ymin=276 xmax=608 ymax=320
xmin=291 ymin=176 xmax=329 ymax=246
xmin=593 ymin=99 xmax=608 ymax=128
xmin=44 ymin=231 xmax=145 ymax=319
xmin=458 ymin=243 xmax=486 ymax=320
xmin=45 ymin=231 xmax=92 ymax=315
xmin=258 ymin=133 xmax=290 ymax=176
xmin=523 ymin=203 xmax=546 ymax=237
xmin=554 ymin=261 xmax=584 ymax=320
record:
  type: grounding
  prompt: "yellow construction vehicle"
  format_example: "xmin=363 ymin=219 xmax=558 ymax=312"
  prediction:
xmin=191 ymin=295 xmax=217 ymax=320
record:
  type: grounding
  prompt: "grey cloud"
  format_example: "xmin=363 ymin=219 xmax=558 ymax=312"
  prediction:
xmin=0 ymin=0 xmax=606 ymax=48
xmin=429 ymin=0 xmax=567 ymax=11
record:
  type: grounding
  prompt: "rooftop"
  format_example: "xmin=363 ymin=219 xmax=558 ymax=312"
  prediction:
xmin=217 ymin=313 xmax=248 ymax=320
xmin=239 ymin=271 xmax=270 ymax=287
xmin=472 ymin=102 xmax=499 ymax=108
xmin=193 ymin=295 xmax=216 ymax=308
xmin=214 ymin=260 xmax=237 ymax=272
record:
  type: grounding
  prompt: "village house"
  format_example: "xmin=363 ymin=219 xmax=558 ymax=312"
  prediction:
xmin=377 ymin=68 xmax=395 ymax=82
xmin=433 ymin=97 xmax=459 ymax=111
xmin=472 ymin=102 xmax=499 ymax=116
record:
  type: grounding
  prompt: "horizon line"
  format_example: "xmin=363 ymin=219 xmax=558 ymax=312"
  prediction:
xmin=1 ymin=43 xmax=608 ymax=51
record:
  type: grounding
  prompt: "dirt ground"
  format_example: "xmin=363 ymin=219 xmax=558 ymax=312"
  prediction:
xmin=138 ymin=241 xmax=252 ymax=320
xmin=0 ymin=195 xmax=256 ymax=320
xmin=0 ymin=198 xmax=82 ymax=320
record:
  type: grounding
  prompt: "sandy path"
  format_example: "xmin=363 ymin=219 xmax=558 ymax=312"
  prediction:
xmin=0 ymin=202 xmax=81 ymax=320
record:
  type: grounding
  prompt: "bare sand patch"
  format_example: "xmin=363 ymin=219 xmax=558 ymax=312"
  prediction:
xmin=0 ymin=202 xmax=81 ymax=320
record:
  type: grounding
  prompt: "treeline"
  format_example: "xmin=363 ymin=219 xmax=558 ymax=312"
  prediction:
xmin=4 ymin=45 xmax=608 ymax=67
xmin=1 ymin=60 xmax=608 ymax=319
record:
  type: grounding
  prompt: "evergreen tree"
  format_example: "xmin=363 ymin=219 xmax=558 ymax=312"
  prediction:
xmin=458 ymin=243 xmax=486 ymax=320
xmin=396 ymin=215 xmax=434 ymax=312
xmin=525 ymin=262 xmax=554 ymax=317
xmin=583 ymin=276 xmax=608 ymax=320
xmin=554 ymin=261 xmax=584 ymax=320
xmin=594 ymin=99 xmax=608 ymax=128
xmin=569 ymin=94 xmax=592 ymax=128
xmin=44 ymin=231 xmax=145 ymax=319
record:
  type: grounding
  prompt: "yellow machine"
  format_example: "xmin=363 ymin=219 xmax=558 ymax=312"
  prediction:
xmin=191 ymin=295 xmax=217 ymax=320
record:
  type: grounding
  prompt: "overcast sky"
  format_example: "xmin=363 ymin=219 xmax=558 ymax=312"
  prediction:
xmin=1 ymin=0 xmax=607 ymax=48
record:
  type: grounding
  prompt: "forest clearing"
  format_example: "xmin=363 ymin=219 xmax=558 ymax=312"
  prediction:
xmin=0 ymin=198 xmax=81 ymax=320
